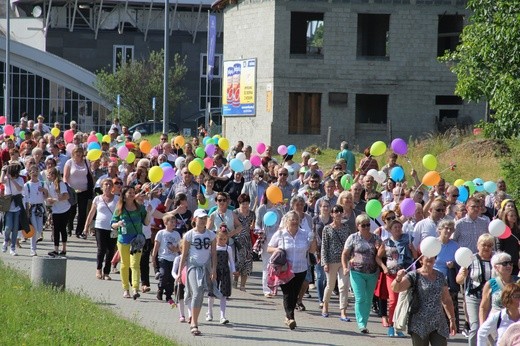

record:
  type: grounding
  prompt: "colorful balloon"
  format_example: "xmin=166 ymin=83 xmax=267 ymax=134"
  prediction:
xmin=287 ymin=145 xmax=297 ymax=156
xmin=87 ymin=134 xmax=98 ymax=143
xmin=117 ymin=146 xmax=129 ymax=160
xmin=205 ymin=144 xmax=216 ymax=157
xmin=390 ymin=166 xmax=405 ymax=182
xmin=489 ymin=219 xmax=506 ymax=238
xmin=0 ymin=116 xmax=5 ymax=125
xmin=422 ymin=154 xmax=438 ymax=170
xmin=195 ymin=147 xmax=206 ymax=159
xmin=250 ymin=155 xmax=262 ymax=167
xmin=266 ymin=185 xmax=283 ymax=204
xmin=175 ymin=157 xmax=186 ymax=169
xmin=420 ymin=236 xmax=442 ymax=258
xmin=263 ymin=211 xmax=278 ymax=227
xmin=277 ymin=145 xmax=288 ymax=156
xmin=188 ymin=160 xmax=202 ymax=176
xmin=256 ymin=142 xmax=266 ymax=155
xmin=365 ymin=200 xmax=383 ymax=218
xmin=19 ymin=131 xmax=25 ymax=140
xmin=218 ymin=137 xmax=230 ymax=151
xmin=391 ymin=138 xmax=408 ymax=155
xmin=457 ymin=186 xmax=469 ymax=203
xmin=161 ymin=167 xmax=175 ymax=183
xmin=341 ymin=174 xmax=353 ymax=190
xmin=51 ymin=127 xmax=60 ymax=137
xmin=473 ymin=178 xmax=484 ymax=192
xmin=132 ymin=131 xmax=142 ymax=141
xmin=87 ymin=142 xmax=101 ymax=151
xmin=102 ymin=135 xmax=111 ymax=143
xmin=422 ymin=171 xmax=441 ymax=186
xmin=453 ymin=179 xmax=465 ymax=187
xmin=499 ymin=226 xmax=512 ymax=240
xmin=236 ymin=152 xmax=246 ymax=162
xmin=125 ymin=152 xmax=136 ymax=163
xmin=86 ymin=149 xmax=102 ymax=161
xmin=230 ymin=158 xmax=244 ymax=172
xmin=400 ymin=198 xmax=416 ymax=217
xmin=243 ymin=159 xmax=252 ymax=170
xmin=464 ymin=181 xmax=476 ymax=195
xmin=370 ymin=141 xmax=387 ymax=157
xmin=203 ymin=157 xmax=214 ymax=169
xmin=139 ymin=140 xmax=152 ymax=154
xmin=483 ymin=181 xmax=497 ymax=194
xmin=63 ymin=130 xmax=74 ymax=143
xmin=148 ymin=166 xmax=164 ymax=183
xmin=174 ymin=136 xmax=185 ymax=148
xmin=3 ymin=124 xmax=14 ymax=136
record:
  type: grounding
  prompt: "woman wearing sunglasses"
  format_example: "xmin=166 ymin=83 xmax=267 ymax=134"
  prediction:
xmin=342 ymin=214 xmax=385 ymax=334
xmin=479 ymin=252 xmax=519 ymax=325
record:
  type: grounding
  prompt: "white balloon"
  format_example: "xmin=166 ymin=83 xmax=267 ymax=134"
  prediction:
xmin=132 ymin=131 xmax=142 ymax=141
xmin=489 ymin=219 xmax=506 ymax=237
xmin=375 ymin=171 xmax=387 ymax=184
xmin=243 ymin=159 xmax=252 ymax=170
xmin=236 ymin=152 xmax=246 ymax=162
xmin=367 ymin=169 xmax=378 ymax=178
xmin=420 ymin=236 xmax=442 ymax=258
xmin=455 ymin=247 xmax=473 ymax=268
xmin=174 ymin=156 xmax=186 ymax=169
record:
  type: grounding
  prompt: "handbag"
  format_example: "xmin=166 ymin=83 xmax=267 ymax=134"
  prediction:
xmin=393 ymin=271 xmax=418 ymax=333
xmin=85 ymin=160 xmax=94 ymax=199
xmin=0 ymin=179 xmax=14 ymax=212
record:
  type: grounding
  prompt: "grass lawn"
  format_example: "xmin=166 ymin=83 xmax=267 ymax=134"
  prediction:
xmin=0 ymin=261 xmax=175 ymax=345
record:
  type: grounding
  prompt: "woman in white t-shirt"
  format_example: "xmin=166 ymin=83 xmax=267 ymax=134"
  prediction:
xmin=179 ymin=209 xmax=218 ymax=336
xmin=45 ymin=167 xmax=71 ymax=256
xmin=1 ymin=163 xmax=24 ymax=256
xmin=84 ymin=178 xmax=119 ymax=280
xmin=24 ymin=166 xmax=49 ymax=256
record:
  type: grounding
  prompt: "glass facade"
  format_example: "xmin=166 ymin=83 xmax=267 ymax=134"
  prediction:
xmin=0 ymin=62 xmax=111 ymax=133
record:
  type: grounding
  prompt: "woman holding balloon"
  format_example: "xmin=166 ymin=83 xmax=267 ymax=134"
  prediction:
xmin=497 ymin=208 xmax=520 ymax=275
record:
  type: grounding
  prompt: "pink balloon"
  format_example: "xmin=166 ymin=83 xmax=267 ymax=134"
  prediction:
xmin=400 ymin=198 xmax=416 ymax=217
xmin=256 ymin=142 xmax=266 ymax=155
xmin=498 ymin=226 xmax=512 ymax=240
xmin=161 ymin=167 xmax=175 ymax=183
xmin=66 ymin=143 xmax=75 ymax=155
xmin=277 ymin=145 xmax=287 ymax=156
xmin=0 ymin=116 xmax=6 ymax=125
xmin=391 ymin=138 xmax=408 ymax=155
xmin=205 ymin=144 xmax=216 ymax=157
xmin=204 ymin=157 xmax=214 ymax=169
xmin=87 ymin=134 xmax=98 ymax=143
xmin=117 ymin=146 xmax=129 ymax=160
xmin=250 ymin=155 xmax=262 ymax=167
xmin=4 ymin=124 xmax=14 ymax=136
xmin=150 ymin=148 xmax=159 ymax=157
xmin=63 ymin=129 xmax=73 ymax=143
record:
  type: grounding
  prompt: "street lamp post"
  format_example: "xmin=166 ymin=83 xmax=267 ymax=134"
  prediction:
xmin=4 ymin=0 xmax=10 ymax=123
xmin=162 ymin=0 xmax=169 ymax=134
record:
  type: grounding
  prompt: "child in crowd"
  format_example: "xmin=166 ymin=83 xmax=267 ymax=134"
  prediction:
xmin=206 ymin=228 xmax=237 ymax=324
xmin=172 ymin=242 xmax=190 ymax=322
xmin=24 ymin=166 xmax=48 ymax=256
xmin=203 ymin=176 xmax=217 ymax=211
xmin=152 ymin=214 xmax=181 ymax=305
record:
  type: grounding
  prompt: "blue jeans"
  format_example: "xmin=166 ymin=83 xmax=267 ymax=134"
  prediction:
xmin=4 ymin=210 xmax=20 ymax=251
xmin=30 ymin=209 xmax=44 ymax=252
xmin=315 ymin=263 xmax=326 ymax=303
xmin=350 ymin=269 xmax=379 ymax=330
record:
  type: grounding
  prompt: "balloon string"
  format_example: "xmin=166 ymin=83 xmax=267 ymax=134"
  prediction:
xmin=405 ymin=255 xmax=423 ymax=272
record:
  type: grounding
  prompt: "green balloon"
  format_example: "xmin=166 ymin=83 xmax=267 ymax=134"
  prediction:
xmin=341 ymin=174 xmax=352 ymax=190
xmin=195 ymin=147 xmax=205 ymax=159
xmin=96 ymin=132 xmax=103 ymax=143
xmin=464 ymin=181 xmax=476 ymax=195
xmin=365 ymin=200 xmax=382 ymax=219
xmin=19 ymin=131 xmax=25 ymax=140
xmin=194 ymin=158 xmax=205 ymax=171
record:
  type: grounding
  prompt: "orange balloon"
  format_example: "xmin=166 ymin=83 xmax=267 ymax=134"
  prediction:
xmin=266 ymin=185 xmax=283 ymax=205
xmin=174 ymin=136 xmax=185 ymax=148
xmin=422 ymin=171 xmax=441 ymax=186
xmin=139 ymin=140 xmax=152 ymax=154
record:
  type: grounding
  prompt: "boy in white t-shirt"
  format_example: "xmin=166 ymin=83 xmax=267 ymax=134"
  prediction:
xmin=152 ymin=214 xmax=181 ymax=305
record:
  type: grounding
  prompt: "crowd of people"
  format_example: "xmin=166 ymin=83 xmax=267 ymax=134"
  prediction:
xmin=1 ymin=117 xmax=520 ymax=344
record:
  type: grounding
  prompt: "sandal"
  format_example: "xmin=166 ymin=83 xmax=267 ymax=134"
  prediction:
xmin=133 ymin=291 xmax=141 ymax=300
xmin=123 ymin=290 xmax=131 ymax=298
xmin=103 ymin=275 xmax=112 ymax=281
xmin=96 ymin=270 xmax=103 ymax=280
xmin=190 ymin=326 xmax=201 ymax=336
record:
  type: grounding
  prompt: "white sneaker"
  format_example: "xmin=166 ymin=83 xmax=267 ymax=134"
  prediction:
xmin=1 ymin=242 xmax=7 ymax=253
xmin=205 ymin=313 xmax=213 ymax=322
xmin=30 ymin=250 xmax=37 ymax=257
xmin=10 ymin=250 xmax=17 ymax=256
xmin=220 ymin=317 xmax=229 ymax=324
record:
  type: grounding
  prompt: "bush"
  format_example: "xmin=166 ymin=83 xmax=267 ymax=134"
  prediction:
xmin=500 ymin=139 xmax=520 ymax=200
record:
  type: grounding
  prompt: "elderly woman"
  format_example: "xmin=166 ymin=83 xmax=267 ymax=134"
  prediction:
xmin=479 ymin=252 xmax=519 ymax=325
xmin=267 ymin=210 xmax=317 ymax=330
xmin=392 ymin=256 xmax=457 ymax=344
xmin=232 ymin=193 xmax=255 ymax=291
xmin=379 ymin=219 xmax=417 ymax=337
xmin=456 ymin=233 xmax=495 ymax=346
xmin=477 ymin=283 xmax=520 ymax=346
xmin=64 ymin=146 xmax=93 ymax=239
xmin=433 ymin=219 xmax=461 ymax=332
xmin=337 ymin=190 xmax=359 ymax=235
xmin=321 ymin=205 xmax=351 ymax=321
xmin=342 ymin=214 xmax=385 ymax=334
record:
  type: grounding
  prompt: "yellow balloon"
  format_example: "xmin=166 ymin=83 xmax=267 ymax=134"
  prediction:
xmin=86 ymin=149 xmax=102 ymax=161
xmin=422 ymin=154 xmax=438 ymax=170
xmin=370 ymin=141 xmax=387 ymax=157
xmin=102 ymin=135 xmax=111 ymax=143
xmin=453 ymin=179 xmax=465 ymax=187
xmin=174 ymin=136 xmax=185 ymax=148
xmin=126 ymin=152 xmax=136 ymax=163
xmin=218 ymin=137 xmax=230 ymax=151
xmin=148 ymin=166 xmax=164 ymax=183
xmin=188 ymin=160 xmax=202 ymax=176
xmin=51 ymin=127 xmax=60 ymax=137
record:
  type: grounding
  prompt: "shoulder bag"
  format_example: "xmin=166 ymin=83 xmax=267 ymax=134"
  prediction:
xmin=393 ymin=271 xmax=419 ymax=333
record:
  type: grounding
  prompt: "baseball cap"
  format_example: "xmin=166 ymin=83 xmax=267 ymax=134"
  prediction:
xmin=309 ymin=158 xmax=319 ymax=166
xmin=193 ymin=209 xmax=208 ymax=218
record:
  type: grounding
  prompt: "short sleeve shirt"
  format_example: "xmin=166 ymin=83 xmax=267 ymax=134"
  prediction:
xmin=344 ymin=232 xmax=382 ymax=274
xmin=185 ymin=228 xmax=216 ymax=266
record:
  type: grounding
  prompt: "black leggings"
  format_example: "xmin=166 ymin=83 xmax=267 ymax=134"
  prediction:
xmin=280 ymin=271 xmax=307 ymax=320
xmin=95 ymin=228 xmax=117 ymax=275
xmin=68 ymin=191 xmax=90 ymax=236
xmin=158 ymin=258 xmax=175 ymax=299
xmin=140 ymin=239 xmax=152 ymax=286
xmin=52 ymin=210 xmax=70 ymax=247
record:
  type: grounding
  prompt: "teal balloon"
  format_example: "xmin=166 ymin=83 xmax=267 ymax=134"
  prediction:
xmin=263 ymin=211 xmax=277 ymax=227
xmin=473 ymin=178 xmax=484 ymax=192
xmin=457 ymin=186 xmax=469 ymax=203
xmin=202 ymin=136 xmax=211 ymax=145
xmin=390 ymin=166 xmax=405 ymax=182
xmin=287 ymin=145 xmax=297 ymax=156
xmin=88 ymin=142 xmax=101 ymax=151
xmin=365 ymin=200 xmax=382 ymax=219
xmin=484 ymin=181 xmax=497 ymax=194
xmin=230 ymin=158 xmax=244 ymax=172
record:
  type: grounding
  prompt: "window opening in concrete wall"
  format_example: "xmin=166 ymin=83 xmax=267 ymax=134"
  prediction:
xmin=435 ymin=95 xmax=463 ymax=105
xmin=355 ymin=94 xmax=388 ymax=124
xmin=290 ymin=12 xmax=324 ymax=56
xmin=113 ymin=45 xmax=134 ymax=73
xmin=357 ymin=14 xmax=390 ymax=59
xmin=329 ymin=92 xmax=348 ymax=106
xmin=288 ymin=92 xmax=321 ymax=134
xmin=438 ymin=109 xmax=459 ymax=122
xmin=437 ymin=15 xmax=463 ymax=57
xmin=200 ymin=53 xmax=223 ymax=110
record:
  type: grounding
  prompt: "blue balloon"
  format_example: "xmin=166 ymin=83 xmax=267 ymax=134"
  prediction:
xmin=202 ymin=136 xmax=211 ymax=145
xmin=263 ymin=211 xmax=277 ymax=227
xmin=473 ymin=178 xmax=484 ymax=192
xmin=287 ymin=145 xmax=297 ymax=156
xmin=484 ymin=181 xmax=497 ymax=194
xmin=87 ymin=142 xmax=101 ymax=151
xmin=230 ymin=158 xmax=244 ymax=173
xmin=457 ymin=185 xmax=469 ymax=203
xmin=160 ymin=162 xmax=172 ymax=169
xmin=390 ymin=166 xmax=405 ymax=182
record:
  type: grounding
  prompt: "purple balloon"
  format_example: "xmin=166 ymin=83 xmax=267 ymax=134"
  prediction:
xmin=391 ymin=138 xmax=408 ymax=155
xmin=161 ymin=167 xmax=175 ymax=183
xmin=400 ymin=198 xmax=416 ymax=217
xmin=205 ymin=144 xmax=216 ymax=157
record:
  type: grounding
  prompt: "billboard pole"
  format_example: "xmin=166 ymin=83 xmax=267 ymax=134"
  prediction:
xmin=163 ymin=0 xmax=169 ymax=134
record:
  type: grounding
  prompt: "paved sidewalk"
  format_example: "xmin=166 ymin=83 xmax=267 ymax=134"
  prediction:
xmin=1 ymin=234 xmax=467 ymax=345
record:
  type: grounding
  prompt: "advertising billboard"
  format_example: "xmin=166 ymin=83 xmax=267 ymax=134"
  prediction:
xmin=222 ymin=58 xmax=256 ymax=116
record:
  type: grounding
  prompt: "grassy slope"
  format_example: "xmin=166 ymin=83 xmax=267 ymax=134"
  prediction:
xmin=0 ymin=261 xmax=175 ymax=345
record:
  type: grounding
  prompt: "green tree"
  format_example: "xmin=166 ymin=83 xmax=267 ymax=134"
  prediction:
xmin=96 ymin=50 xmax=188 ymax=127
xmin=441 ymin=0 xmax=520 ymax=138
